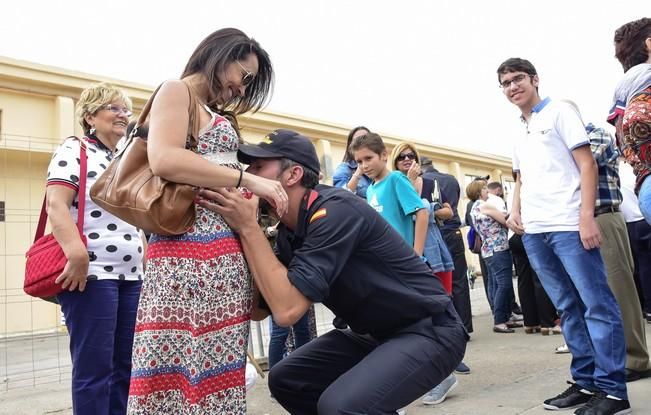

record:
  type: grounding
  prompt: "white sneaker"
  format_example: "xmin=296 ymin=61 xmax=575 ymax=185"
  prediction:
xmin=422 ymin=373 xmax=458 ymax=405
xmin=555 ymin=344 xmax=570 ymax=354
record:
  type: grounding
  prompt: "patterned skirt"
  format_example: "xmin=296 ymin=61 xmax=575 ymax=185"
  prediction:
xmin=127 ymin=219 xmax=252 ymax=414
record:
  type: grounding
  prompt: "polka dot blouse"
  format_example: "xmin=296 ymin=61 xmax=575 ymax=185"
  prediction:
xmin=47 ymin=136 xmax=144 ymax=281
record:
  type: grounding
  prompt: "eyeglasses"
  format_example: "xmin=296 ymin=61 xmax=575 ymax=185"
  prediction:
xmin=396 ymin=152 xmax=417 ymax=162
xmin=101 ymin=104 xmax=133 ymax=117
xmin=499 ymin=74 xmax=531 ymax=89
xmin=236 ymin=60 xmax=255 ymax=87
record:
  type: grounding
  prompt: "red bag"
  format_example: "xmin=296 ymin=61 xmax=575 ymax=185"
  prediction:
xmin=24 ymin=138 xmax=88 ymax=299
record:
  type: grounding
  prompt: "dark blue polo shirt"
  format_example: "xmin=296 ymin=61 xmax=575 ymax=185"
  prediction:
xmin=275 ymin=185 xmax=453 ymax=340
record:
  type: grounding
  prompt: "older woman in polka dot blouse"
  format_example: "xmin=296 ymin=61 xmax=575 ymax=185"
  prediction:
xmin=46 ymin=83 xmax=145 ymax=414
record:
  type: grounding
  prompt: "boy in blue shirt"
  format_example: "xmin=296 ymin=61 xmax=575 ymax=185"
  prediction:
xmin=350 ymin=132 xmax=428 ymax=256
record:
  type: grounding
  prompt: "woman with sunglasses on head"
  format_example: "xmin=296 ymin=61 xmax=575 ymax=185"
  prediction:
xmin=333 ymin=126 xmax=373 ymax=198
xmin=127 ymin=28 xmax=284 ymax=414
xmin=47 ymin=83 xmax=146 ymax=414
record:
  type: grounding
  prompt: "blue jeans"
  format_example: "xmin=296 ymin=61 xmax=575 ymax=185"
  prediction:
xmin=640 ymin=176 xmax=651 ymax=225
xmin=483 ymin=250 xmax=513 ymax=325
xmin=268 ymin=312 xmax=312 ymax=369
xmin=522 ymin=231 xmax=627 ymax=399
xmin=58 ymin=279 xmax=142 ymax=415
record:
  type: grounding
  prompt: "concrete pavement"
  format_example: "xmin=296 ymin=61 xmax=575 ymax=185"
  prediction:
xmin=2 ymin=279 xmax=650 ymax=414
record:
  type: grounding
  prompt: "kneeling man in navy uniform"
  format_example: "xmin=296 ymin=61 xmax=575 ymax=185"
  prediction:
xmin=200 ymin=129 xmax=468 ymax=414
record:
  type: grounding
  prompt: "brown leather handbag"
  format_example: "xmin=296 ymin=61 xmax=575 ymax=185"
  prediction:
xmin=90 ymin=82 xmax=201 ymax=236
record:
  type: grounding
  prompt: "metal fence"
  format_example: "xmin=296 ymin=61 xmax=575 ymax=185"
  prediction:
xmin=1 ymin=304 xmax=336 ymax=392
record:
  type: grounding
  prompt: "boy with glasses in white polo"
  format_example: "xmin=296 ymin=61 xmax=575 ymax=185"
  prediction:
xmin=496 ymin=57 xmax=630 ymax=415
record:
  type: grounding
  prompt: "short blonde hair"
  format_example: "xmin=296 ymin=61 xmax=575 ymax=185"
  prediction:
xmin=390 ymin=142 xmax=419 ymax=171
xmin=76 ymin=83 xmax=132 ymax=133
xmin=466 ymin=180 xmax=486 ymax=201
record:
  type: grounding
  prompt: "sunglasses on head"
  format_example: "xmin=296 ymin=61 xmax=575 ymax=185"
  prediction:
xmin=396 ymin=152 xmax=417 ymax=162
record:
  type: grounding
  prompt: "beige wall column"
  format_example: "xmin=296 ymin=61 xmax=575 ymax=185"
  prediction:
xmin=54 ymin=96 xmax=75 ymax=139
xmin=314 ymin=138 xmax=333 ymax=183
xmin=490 ymin=168 xmax=503 ymax=183
xmin=448 ymin=161 xmax=463 ymax=187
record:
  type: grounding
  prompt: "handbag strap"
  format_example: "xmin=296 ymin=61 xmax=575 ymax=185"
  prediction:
xmin=128 ymin=81 xmax=201 ymax=152
xmin=34 ymin=137 xmax=88 ymax=242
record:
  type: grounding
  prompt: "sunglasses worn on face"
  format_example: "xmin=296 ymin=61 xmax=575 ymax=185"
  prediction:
xmin=499 ymin=74 xmax=531 ymax=89
xmin=101 ymin=105 xmax=132 ymax=117
xmin=236 ymin=60 xmax=255 ymax=87
xmin=397 ymin=152 xmax=417 ymax=162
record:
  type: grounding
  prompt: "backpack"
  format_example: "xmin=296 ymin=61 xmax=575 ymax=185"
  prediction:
xmin=466 ymin=225 xmax=482 ymax=254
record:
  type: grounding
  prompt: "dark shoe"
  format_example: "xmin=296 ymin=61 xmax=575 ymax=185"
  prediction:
xmin=493 ymin=325 xmax=515 ymax=333
xmin=625 ymin=367 xmax=651 ymax=382
xmin=543 ymin=381 xmax=593 ymax=410
xmin=455 ymin=361 xmax=471 ymax=375
xmin=506 ymin=320 xmax=523 ymax=328
xmin=573 ymin=392 xmax=631 ymax=415
xmin=525 ymin=325 xmax=541 ymax=334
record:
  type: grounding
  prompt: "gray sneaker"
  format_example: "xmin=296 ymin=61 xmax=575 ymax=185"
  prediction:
xmin=422 ymin=373 xmax=458 ymax=405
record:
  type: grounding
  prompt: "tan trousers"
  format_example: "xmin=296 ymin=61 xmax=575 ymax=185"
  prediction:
xmin=596 ymin=211 xmax=651 ymax=371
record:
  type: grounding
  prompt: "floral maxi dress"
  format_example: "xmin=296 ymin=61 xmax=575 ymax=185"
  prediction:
xmin=127 ymin=112 xmax=251 ymax=414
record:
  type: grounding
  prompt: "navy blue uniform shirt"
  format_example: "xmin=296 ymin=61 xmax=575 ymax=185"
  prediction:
xmin=422 ymin=170 xmax=462 ymax=232
xmin=274 ymin=185 xmax=453 ymax=340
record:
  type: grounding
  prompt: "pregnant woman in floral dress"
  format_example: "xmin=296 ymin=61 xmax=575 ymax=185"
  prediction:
xmin=127 ymin=28 xmax=287 ymax=414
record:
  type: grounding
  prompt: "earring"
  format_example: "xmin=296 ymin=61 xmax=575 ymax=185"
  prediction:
xmin=89 ymin=127 xmax=96 ymax=135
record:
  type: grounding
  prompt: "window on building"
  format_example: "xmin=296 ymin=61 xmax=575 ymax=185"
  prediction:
xmin=0 ymin=201 xmax=5 ymax=222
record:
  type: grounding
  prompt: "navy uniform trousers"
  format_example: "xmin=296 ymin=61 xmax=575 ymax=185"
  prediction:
xmin=268 ymin=304 xmax=468 ymax=415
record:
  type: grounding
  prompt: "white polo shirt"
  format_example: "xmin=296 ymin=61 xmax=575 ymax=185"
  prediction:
xmin=512 ymin=98 xmax=590 ymax=234
xmin=619 ymin=161 xmax=644 ymax=223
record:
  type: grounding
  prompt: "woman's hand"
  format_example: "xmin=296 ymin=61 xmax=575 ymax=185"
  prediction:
xmin=352 ymin=164 xmax=363 ymax=179
xmin=55 ymin=249 xmax=89 ymax=292
xmin=242 ymin=173 xmax=288 ymax=218
xmin=407 ymin=162 xmax=421 ymax=182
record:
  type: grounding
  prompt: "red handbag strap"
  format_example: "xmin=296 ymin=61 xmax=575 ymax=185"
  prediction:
xmin=34 ymin=138 xmax=88 ymax=242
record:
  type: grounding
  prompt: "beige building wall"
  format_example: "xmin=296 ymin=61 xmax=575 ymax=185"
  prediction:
xmin=0 ymin=56 xmax=512 ymax=336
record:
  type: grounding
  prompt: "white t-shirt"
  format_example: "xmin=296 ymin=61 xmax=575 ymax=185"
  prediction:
xmin=619 ymin=161 xmax=644 ymax=223
xmin=487 ymin=193 xmax=507 ymax=213
xmin=512 ymin=98 xmax=590 ymax=234
xmin=47 ymin=136 xmax=144 ymax=281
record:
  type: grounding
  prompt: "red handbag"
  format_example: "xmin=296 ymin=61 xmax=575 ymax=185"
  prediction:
xmin=24 ymin=138 xmax=88 ymax=299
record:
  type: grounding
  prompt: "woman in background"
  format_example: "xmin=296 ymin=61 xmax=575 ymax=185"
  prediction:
xmin=333 ymin=126 xmax=372 ymax=198
xmin=49 ymin=83 xmax=145 ymax=414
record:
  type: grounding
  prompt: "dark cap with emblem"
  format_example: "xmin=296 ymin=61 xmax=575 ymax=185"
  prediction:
xmin=238 ymin=129 xmax=321 ymax=174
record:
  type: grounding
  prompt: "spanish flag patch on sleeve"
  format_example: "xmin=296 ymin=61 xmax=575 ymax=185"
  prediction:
xmin=309 ymin=208 xmax=327 ymax=223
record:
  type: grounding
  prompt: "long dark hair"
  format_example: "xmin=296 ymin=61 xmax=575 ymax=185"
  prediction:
xmin=182 ymin=28 xmax=274 ymax=117
xmin=343 ymin=126 xmax=370 ymax=162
